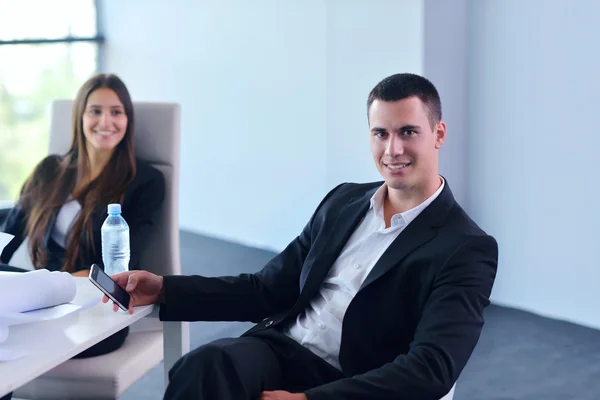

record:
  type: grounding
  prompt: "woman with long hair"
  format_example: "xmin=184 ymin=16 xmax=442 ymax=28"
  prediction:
xmin=0 ymin=73 xmax=165 ymax=359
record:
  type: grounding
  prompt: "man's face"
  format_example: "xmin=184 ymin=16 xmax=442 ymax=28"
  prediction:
xmin=369 ymin=97 xmax=445 ymax=192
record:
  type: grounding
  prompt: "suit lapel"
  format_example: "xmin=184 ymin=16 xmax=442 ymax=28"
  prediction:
xmin=358 ymin=218 xmax=436 ymax=291
xmin=299 ymin=188 xmax=376 ymax=293
xmin=359 ymin=182 xmax=456 ymax=292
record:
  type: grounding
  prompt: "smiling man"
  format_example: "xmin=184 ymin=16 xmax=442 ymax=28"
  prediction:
xmin=368 ymin=78 xmax=446 ymax=215
xmin=108 ymin=73 xmax=498 ymax=400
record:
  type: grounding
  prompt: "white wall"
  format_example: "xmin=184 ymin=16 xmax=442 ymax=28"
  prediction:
xmin=467 ymin=0 xmax=600 ymax=329
xmin=423 ymin=0 xmax=469 ymax=207
xmin=325 ymin=0 xmax=423 ymax=188
xmin=101 ymin=0 xmax=424 ymax=251
xmin=101 ymin=0 xmax=600 ymax=330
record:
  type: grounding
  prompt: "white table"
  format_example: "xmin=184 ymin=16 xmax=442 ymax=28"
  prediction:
xmin=0 ymin=276 xmax=188 ymax=398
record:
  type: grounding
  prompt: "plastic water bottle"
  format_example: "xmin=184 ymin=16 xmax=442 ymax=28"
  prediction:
xmin=101 ymin=203 xmax=130 ymax=275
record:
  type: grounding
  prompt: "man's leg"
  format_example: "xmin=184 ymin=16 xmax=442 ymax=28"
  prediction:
xmin=164 ymin=335 xmax=282 ymax=400
xmin=251 ymin=329 xmax=345 ymax=393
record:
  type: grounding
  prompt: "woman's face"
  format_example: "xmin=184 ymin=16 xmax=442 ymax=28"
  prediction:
xmin=82 ymin=88 xmax=128 ymax=154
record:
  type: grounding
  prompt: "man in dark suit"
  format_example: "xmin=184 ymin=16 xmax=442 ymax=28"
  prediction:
xmin=108 ymin=73 xmax=498 ymax=400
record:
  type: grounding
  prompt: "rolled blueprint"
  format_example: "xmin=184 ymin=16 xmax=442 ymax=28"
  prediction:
xmin=0 ymin=269 xmax=76 ymax=314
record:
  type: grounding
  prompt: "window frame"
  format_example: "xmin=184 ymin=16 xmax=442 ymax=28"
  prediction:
xmin=0 ymin=0 xmax=105 ymax=66
xmin=0 ymin=0 xmax=104 ymax=207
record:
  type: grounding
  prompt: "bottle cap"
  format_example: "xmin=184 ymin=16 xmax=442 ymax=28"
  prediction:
xmin=107 ymin=204 xmax=122 ymax=214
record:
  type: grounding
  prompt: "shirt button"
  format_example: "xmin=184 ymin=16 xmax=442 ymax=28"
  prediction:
xmin=354 ymin=263 xmax=361 ymax=269
xmin=318 ymin=322 xmax=326 ymax=330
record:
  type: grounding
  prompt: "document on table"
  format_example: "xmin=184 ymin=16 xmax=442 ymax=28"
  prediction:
xmin=0 ymin=267 xmax=99 ymax=361
xmin=0 ymin=325 xmax=6 ymax=343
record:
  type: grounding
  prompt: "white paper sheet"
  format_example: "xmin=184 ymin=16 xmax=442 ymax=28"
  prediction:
xmin=1 ymin=300 xmax=98 ymax=326
xmin=0 ymin=298 xmax=99 ymax=361
xmin=0 ymin=325 xmax=7 ymax=343
xmin=0 ymin=232 xmax=14 ymax=253
xmin=0 ymin=269 xmax=76 ymax=315
xmin=0 ymin=269 xmax=81 ymax=347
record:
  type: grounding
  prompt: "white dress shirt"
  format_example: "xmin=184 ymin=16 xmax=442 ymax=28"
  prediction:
xmin=284 ymin=179 xmax=445 ymax=370
xmin=50 ymin=198 xmax=82 ymax=248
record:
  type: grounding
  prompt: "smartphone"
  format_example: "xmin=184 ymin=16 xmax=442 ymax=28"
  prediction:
xmin=88 ymin=263 xmax=131 ymax=311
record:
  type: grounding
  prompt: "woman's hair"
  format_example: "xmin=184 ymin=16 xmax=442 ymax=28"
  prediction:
xmin=21 ymin=73 xmax=137 ymax=272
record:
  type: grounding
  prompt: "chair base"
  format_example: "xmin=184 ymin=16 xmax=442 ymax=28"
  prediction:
xmin=14 ymin=331 xmax=163 ymax=400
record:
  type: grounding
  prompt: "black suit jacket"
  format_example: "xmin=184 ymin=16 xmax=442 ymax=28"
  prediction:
xmin=1 ymin=155 xmax=165 ymax=272
xmin=159 ymin=180 xmax=498 ymax=399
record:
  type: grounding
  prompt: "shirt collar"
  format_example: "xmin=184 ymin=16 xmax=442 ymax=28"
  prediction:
xmin=369 ymin=177 xmax=445 ymax=227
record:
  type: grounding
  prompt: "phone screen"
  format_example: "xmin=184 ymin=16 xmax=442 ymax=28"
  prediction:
xmin=89 ymin=264 xmax=130 ymax=310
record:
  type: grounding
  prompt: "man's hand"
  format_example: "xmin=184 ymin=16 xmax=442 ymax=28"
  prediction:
xmin=258 ymin=391 xmax=307 ymax=400
xmin=101 ymin=270 xmax=164 ymax=314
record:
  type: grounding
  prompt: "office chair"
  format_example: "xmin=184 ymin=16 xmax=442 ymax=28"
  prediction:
xmin=14 ymin=99 xmax=188 ymax=399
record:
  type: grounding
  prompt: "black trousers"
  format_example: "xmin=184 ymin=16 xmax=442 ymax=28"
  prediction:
xmin=164 ymin=328 xmax=345 ymax=400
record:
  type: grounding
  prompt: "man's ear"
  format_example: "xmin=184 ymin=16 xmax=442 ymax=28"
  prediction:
xmin=434 ymin=121 xmax=446 ymax=149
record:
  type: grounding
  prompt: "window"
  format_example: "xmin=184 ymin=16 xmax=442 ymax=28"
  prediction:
xmin=0 ymin=0 xmax=103 ymax=203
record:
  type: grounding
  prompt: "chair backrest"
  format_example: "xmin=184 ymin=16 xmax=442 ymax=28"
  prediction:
xmin=49 ymin=100 xmax=181 ymax=276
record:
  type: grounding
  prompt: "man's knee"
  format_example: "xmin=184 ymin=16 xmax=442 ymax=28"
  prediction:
xmin=169 ymin=338 xmax=238 ymax=380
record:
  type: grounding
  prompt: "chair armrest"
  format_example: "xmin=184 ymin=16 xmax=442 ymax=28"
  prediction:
xmin=139 ymin=305 xmax=190 ymax=383
xmin=163 ymin=321 xmax=190 ymax=384
xmin=138 ymin=305 xmax=190 ymax=383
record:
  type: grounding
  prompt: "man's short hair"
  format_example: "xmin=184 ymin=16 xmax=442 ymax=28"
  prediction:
xmin=367 ymin=73 xmax=442 ymax=128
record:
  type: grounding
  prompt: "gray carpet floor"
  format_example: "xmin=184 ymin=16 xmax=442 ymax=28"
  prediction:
xmin=116 ymin=231 xmax=600 ymax=400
